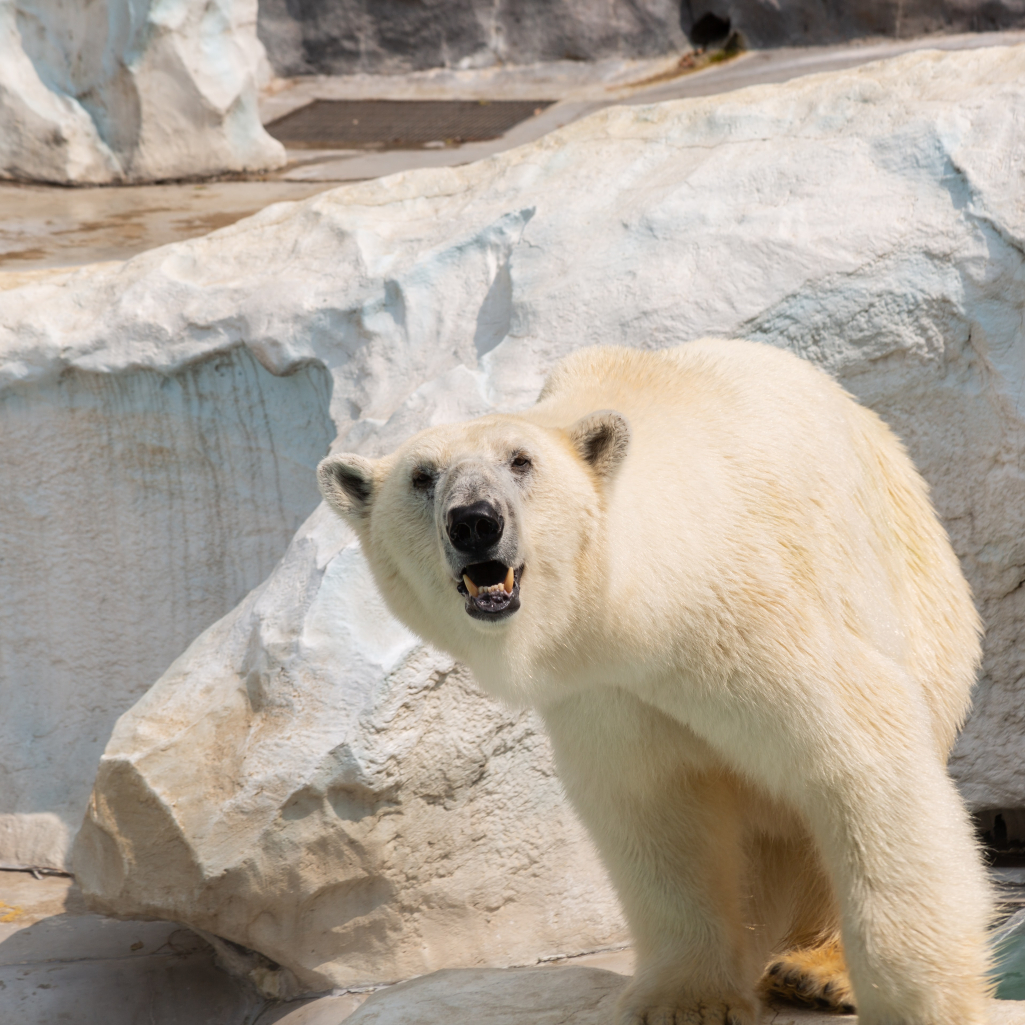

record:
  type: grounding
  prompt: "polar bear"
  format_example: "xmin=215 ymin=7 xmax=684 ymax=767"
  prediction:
xmin=317 ymin=340 xmax=992 ymax=1025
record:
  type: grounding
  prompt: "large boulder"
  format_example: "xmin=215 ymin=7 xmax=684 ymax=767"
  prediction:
xmin=1 ymin=42 xmax=1023 ymax=989
xmin=73 ymin=521 xmax=624 ymax=994
xmin=0 ymin=0 xmax=285 ymax=184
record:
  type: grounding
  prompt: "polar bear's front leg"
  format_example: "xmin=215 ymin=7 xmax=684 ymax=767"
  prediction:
xmin=796 ymin=737 xmax=993 ymax=1025
xmin=542 ymin=691 xmax=761 ymax=1025
xmin=705 ymin=649 xmax=994 ymax=1025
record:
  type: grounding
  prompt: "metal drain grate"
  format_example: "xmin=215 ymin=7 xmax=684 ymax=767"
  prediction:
xmin=265 ymin=99 xmax=554 ymax=150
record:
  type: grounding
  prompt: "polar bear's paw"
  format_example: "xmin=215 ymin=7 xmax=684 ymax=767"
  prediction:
xmin=759 ymin=940 xmax=855 ymax=1013
xmin=618 ymin=986 xmax=757 ymax=1025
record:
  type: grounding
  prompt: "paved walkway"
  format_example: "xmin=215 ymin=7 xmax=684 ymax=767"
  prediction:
xmin=0 ymin=30 xmax=1022 ymax=274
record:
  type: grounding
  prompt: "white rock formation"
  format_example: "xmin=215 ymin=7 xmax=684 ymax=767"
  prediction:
xmin=71 ymin=506 xmax=625 ymax=994
xmin=0 ymin=43 xmax=1023 ymax=987
xmin=0 ymin=0 xmax=284 ymax=184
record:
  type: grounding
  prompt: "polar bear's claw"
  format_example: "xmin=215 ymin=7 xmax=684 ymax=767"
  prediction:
xmin=760 ymin=940 xmax=855 ymax=1013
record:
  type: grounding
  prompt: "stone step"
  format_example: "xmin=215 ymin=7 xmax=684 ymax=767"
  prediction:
xmin=313 ymin=965 xmax=1025 ymax=1025
xmin=5 ymin=870 xmax=1025 ymax=1023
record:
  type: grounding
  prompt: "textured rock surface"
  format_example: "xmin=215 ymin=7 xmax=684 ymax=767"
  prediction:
xmin=257 ymin=0 xmax=1025 ymax=76
xmin=702 ymin=0 xmax=1025 ymax=48
xmin=0 ymin=43 xmax=1022 ymax=987
xmin=0 ymin=0 xmax=285 ymax=184
xmin=0 ymin=345 xmax=335 ymax=869
xmin=258 ymin=0 xmax=689 ymax=77
xmin=71 ymin=515 xmax=625 ymax=992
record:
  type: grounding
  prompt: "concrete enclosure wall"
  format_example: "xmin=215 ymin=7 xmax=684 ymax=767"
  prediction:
xmin=257 ymin=0 xmax=1025 ymax=76
xmin=257 ymin=0 xmax=689 ymax=76
xmin=692 ymin=0 xmax=1025 ymax=49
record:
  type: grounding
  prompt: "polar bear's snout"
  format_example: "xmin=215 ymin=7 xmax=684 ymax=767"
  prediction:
xmin=441 ymin=469 xmax=523 ymax=622
xmin=447 ymin=500 xmax=504 ymax=553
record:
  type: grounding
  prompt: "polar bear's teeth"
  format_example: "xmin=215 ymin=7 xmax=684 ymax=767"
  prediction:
xmin=463 ymin=567 xmax=516 ymax=600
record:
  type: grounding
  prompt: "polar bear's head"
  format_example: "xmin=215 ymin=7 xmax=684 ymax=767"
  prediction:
xmin=317 ymin=410 xmax=629 ymax=682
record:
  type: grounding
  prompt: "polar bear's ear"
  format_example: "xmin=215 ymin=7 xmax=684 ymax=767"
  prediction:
xmin=317 ymin=453 xmax=378 ymax=525
xmin=566 ymin=410 xmax=631 ymax=482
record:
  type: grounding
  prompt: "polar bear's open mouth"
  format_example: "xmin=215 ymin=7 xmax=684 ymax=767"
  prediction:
xmin=456 ymin=561 xmax=522 ymax=620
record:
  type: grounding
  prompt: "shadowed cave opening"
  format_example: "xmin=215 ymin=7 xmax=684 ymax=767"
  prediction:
xmin=689 ymin=12 xmax=733 ymax=48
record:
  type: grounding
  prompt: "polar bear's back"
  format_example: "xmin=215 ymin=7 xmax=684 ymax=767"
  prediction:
xmin=532 ymin=340 xmax=980 ymax=754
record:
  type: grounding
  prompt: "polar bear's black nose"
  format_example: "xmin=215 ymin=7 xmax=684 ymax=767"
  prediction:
xmin=447 ymin=501 xmax=504 ymax=553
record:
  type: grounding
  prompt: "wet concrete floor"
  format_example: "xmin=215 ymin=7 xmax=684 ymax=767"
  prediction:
xmin=0 ymin=180 xmax=328 ymax=276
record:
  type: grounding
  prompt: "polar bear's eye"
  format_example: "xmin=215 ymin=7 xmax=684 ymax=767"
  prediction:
xmin=511 ymin=454 xmax=532 ymax=471
xmin=411 ymin=468 xmax=435 ymax=490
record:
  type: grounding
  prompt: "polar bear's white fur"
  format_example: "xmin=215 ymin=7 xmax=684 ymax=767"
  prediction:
xmin=318 ymin=340 xmax=991 ymax=1025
